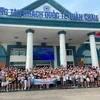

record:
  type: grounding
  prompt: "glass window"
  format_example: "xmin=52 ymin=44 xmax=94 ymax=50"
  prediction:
xmin=84 ymin=57 xmax=92 ymax=64
xmin=36 ymin=61 xmax=50 ymax=64
xmin=10 ymin=48 xmax=19 ymax=55
xmin=66 ymin=49 xmax=73 ymax=55
xmin=10 ymin=49 xmax=14 ymax=55
xmin=67 ymin=61 xmax=73 ymax=65
xmin=10 ymin=62 xmax=25 ymax=66
xmin=20 ymin=48 xmax=26 ymax=55
xmin=10 ymin=48 xmax=26 ymax=56
xmin=82 ymin=50 xmax=92 ymax=65
xmin=10 ymin=62 xmax=26 ymax=70
xmin=14 ymin=48 xmax=19 ymax=55
xmin=82 ymin=50 xmax=91 ymax=56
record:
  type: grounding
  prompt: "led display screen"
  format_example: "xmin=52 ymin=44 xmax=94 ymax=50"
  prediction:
xmin=33 ymin=47 xmax=54 ymax=60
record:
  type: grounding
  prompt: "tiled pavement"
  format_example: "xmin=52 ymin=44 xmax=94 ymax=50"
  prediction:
xmin=0 ymin=88 xmax=100 ymax=100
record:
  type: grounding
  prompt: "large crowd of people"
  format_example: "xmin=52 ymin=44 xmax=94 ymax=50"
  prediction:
xmin=0 ymin=65 xmax=100 ymax=92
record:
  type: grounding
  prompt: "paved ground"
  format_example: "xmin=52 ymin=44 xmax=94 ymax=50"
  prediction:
xmin=0 ymin=88 xmax=100 ymax=100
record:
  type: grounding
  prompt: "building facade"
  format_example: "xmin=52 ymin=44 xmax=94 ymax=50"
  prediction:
xmin=0 ymin=0 xmax=100 ymax=69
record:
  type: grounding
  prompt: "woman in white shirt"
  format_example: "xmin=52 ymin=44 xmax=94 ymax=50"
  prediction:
xmin=17 ymin=74 xmax=21 ymax=90
xmin=21 ymin=74 xmax=25 ymax=90
xmin=63 ymin=73 xmax=66 ymax=87
xmin=65 ymin=73 xmax=69 ymax=87
xmin=86 ymin=73 xmax=90 ymax=87
xmin=69 ymin=74 xmax=73 ymax=87
xmin=79 ymin=73 xmax=83 ymax=87
xmin=75 ymin=73 xmax=79 ymax=87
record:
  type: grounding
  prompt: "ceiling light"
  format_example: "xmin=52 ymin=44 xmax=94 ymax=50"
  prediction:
xmin=68 ymin=38 xmax=72 ymax=41
xmin=43 ymin=37 xmax=47 ymax=40
xmin=14 ymin=37 xmax=19 ymax=39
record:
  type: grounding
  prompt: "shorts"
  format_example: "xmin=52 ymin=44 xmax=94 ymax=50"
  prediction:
xmin=1 ymin=82 xmax=6 ymax=86
xmin=18 ymin=80 xmax=21 ymax=84
xmin=90 ymin=78 xmax=94 ymax=82
xmin=6 ymin=81 xmax=9 ymax=85
xmin=83 ymin=79 xmax=86 ymax=81
xmin=69 ymin=80 xmax=73 ymax=84
xmin=15 ymin=80 xmax=18 ymax=84
xmin=12 ymin=81 xmax=16 ymax=84
xmin=75 ymin=81 xmax=79 ymax=85
xmin=21 ymin=81 xmax=24 ymax=84
xmin=63 ymin=81 xmax=66 ymax=85
xmin=86 ymin=78 xmax=90 ymax=82
xmin=9 ymin=82 xmax=12 ymax=84
xmin=66 ymin=80 xmax=69 ymax=84
xmin=94 ymin=78 xmax=97 ymax=81
xmin=57 ymin=81 xmax=61 ymax=85
xmin=80 ymin=79 xmax=83 ymax=82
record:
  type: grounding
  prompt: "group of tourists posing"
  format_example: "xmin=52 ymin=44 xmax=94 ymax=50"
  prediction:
xmin=0 ymin=66 xmax=100 ymax=92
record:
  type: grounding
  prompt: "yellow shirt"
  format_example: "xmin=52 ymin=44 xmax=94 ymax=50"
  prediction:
xmin=12 ymin=77 xmax=15 ymax=81
xmin=6 ymin=76 xmax=9 ymax=82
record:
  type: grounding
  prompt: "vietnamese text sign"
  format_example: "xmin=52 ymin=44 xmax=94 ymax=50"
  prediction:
xmin=0 ymin=7 xmax=99 ymax=21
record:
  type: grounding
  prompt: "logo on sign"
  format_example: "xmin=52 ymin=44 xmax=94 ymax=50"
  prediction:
xmin=43 ymin=6 xmax=51 ymax=12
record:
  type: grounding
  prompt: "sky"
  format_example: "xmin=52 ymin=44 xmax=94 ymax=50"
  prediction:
xmin=0 ymin=0 xmax=100 ymax=14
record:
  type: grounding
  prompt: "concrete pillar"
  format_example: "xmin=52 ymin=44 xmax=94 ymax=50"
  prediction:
xmin=58 ymin=31 xmax=67 ymax=67
xmin=88 ymin=32 xmax=99 ymax=68
xmin=26 ymin=29 xmax=34 ymax=70
xmin=54 ymin=46 xmax=57 ymax=68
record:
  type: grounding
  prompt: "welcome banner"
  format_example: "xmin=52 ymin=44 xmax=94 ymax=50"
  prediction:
xmin=31 ymin=78 xmax=57 ymax=85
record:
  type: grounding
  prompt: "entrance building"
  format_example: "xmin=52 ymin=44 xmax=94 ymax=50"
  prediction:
xmin=0 ymin=0 xmax=100 ymax=69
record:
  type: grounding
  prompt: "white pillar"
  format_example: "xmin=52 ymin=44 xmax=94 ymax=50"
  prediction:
xmin=58 ymin=31 xmax=67 ymax=67
xmin=54 ymin=46 xmax=57 ymax=68
xmin=88 ymin=32 xmax=99 ymax=68
xmin=26 ymin=29 xmax=34 ymax=70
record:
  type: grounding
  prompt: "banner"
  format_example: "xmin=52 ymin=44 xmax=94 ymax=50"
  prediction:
xmin=31 ymin=78 xmax=57 ymax=85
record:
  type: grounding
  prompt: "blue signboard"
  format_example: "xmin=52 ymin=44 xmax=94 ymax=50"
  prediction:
xmin=0 ymin=7 xmax=99 ymax=21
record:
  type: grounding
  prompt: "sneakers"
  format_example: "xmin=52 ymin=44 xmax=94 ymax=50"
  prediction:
xmin=88 ymin=85 xmax=90 ymax=88
xmin=6 ymin=90 xmax=9 ymax=92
